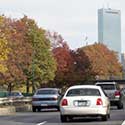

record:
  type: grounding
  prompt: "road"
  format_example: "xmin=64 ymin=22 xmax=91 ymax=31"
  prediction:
xmin=0 ymin=107 xmax=125 ymax=125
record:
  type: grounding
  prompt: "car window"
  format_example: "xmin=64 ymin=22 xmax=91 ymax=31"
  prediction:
xmin=36 ymin=90 xmax=58 ymax=95
xmin=96 ymin=84 xmax=115 ymax=90
xmin=7 ymin=92 xmax=21 ymax=96
xmin=66 ymin=88 xmax=101 ymax=97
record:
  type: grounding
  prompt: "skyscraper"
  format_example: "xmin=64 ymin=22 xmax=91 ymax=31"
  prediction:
xmin=98 ymin=8 xmax=121 ymax=60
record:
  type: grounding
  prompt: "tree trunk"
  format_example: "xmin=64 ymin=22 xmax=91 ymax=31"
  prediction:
xmin=8 ymin=83 xmax=12 ymax=93
xmin=26 ymin=80 xmax=29 ymax=94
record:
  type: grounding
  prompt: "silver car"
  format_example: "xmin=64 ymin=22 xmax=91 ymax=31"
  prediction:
xmin=60 ymin=85 xmax=110 ymax=122
xmin=7 ymin=91 xmax=24 ymax=99
xmin=96 ymin=82 xmax=124 ymax=109
xmin=32 ymin=88 xmax=61 ymax=112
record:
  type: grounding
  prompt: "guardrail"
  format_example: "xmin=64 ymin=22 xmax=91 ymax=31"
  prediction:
xmin=0 ymin=97 xmax=32 ymax=106
xmin=0 ymin=98 xmax=10 ymax=105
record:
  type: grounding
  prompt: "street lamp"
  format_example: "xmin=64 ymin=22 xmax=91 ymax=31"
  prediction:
xmin=83 ymin=35 xmax=88 ymax=46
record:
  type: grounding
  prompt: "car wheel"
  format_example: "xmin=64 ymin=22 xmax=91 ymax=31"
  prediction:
xmin=37 ymin=107 xmax=41 ymax=112
xmin=108 ymin=114 xmax=110 ymax=118
xmin=57 ymin=106 xmax=60 ymax=111
xmin=32 ymin=106 xmax=36 ymax=112
xmin=117 ymin=102 xmax=124 ymax=109
xmin=60 ymin=115 xmax=67 ymax=122
xmin=101 ymin=115 xmax=108 ymax=121
xmin=68 ymin=116 xmax=73 ymax=122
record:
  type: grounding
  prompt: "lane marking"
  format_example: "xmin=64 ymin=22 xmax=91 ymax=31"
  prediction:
xmin=122 ymin=120 xmax=125 ymax=125
xmin=37 ymin=121 xmax=47 ymax=125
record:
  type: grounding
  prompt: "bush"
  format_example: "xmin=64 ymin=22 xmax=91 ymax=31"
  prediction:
xmin=22 ymin=93 xmax=33 ymax=97
xmin=0 ymin=91 xmax=8 ymax=97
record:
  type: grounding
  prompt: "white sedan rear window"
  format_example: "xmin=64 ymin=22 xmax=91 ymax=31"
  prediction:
xmin=66 ymin=88 xmax=101 ymax=97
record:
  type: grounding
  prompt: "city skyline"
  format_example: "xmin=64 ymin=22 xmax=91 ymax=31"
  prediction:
xmin=0 ymin=0 xmax=125 ymax=52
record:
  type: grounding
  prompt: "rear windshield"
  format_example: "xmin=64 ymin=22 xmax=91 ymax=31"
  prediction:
xmin=66 ymin=88 xmax=100 ymax=97
xmin=7 ymin=92 xmax=21 ymax=96
xmin=36 ymin=90 xmax=58 ymax=95
xmin=96 ymin=84 xmax=115 ymax=90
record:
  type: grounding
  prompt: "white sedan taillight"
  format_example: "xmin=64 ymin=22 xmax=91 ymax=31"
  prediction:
xmin=96 ymin=98 xmax=103 ymax=105
xmin=61 ymin=99 xmax=68 ymax=106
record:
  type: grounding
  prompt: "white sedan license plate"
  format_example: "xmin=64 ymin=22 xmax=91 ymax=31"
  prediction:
xmin=78 ymin=101 xmax=87 ymax=106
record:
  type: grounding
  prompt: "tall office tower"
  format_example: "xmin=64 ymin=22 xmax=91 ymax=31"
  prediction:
xmin=98 ymin=8 xmax=121 ymax=61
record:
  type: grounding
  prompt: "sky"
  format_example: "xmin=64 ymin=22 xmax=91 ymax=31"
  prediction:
xmin=0 ymin=0 xmax=125 ymax=52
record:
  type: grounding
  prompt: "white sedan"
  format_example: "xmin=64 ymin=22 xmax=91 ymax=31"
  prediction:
xmin=60 ymin=85 xmax=110 ymax=122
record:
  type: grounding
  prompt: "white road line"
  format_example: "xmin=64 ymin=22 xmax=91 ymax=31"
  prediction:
xmin=121 ymin=120 xmax=125 ymax=125
xmin=36 ymin=121 xmax=47 ymax=125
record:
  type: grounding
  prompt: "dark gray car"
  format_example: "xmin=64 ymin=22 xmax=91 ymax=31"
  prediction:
xmin=32 ymin=88 xmax=61 ymax=112
xmin=96 ymin=82 xmax=123 ymax=109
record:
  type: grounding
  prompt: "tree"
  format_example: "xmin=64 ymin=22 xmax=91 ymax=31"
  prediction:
xmin=46 ymin=31 xmax=69 ymax=50
xmin=0 ymin=16 xmax=9 ymax=73
xmin=53 ymin=47 xmax=74 ymax=86
xmin=0 ymin=16 xmax=32 ymax=91
xmin=21 ymin=16 xmax=57 ymax=91
xmin=71 ymin=49 xmax=91 ymax=82
xmin=80 ymin=43 xmax=122 ymax=80
xmin=0 ymin=16 xmax=57 ymax=92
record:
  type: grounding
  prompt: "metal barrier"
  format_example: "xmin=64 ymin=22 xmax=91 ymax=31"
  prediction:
xmin=0 ymin=97 xmax=32 ymax=106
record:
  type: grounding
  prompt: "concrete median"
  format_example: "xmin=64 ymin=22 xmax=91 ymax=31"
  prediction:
xmin=15 ymin=104 xmax=32 ymax=112
xmin=0 ymin=106 xmax=16 ymax=115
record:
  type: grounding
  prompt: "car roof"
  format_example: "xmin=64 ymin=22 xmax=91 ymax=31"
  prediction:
xmin=37 ymin=88 xmax=59 ymax=91
xmin=68 ymin=85 xmax=101 ymax=90
xmin=96 ymin=82 xmax=116 ymax=85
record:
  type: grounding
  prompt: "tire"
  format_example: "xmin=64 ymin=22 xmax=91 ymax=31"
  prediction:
xmin=101 ymin=115 xmax=108 ymax=121
xmin=37 ymin=107 xmax=41 ymax=112
xmin=60 ymin=115 xmax=67 ymax=122
xmin=32 ymin=106 xmax=36 ymax=112
xmin=57 ymin=106 xmax=60 ymax=111
xmin=117 ymin=102 xmax=124 ymax=109
xmin=108 ymin=114 xmax=110 ymax=118
xmin=68 ymin=116 xmax=73 ymax=122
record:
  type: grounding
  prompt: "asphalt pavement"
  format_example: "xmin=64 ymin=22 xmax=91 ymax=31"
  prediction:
xmin=0 ymin=107 xmax=125 ymax=125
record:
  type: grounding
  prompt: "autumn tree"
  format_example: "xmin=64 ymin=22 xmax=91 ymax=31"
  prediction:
xmin=47 ymin=32 xmax=72 ymax=86
xmin=0 ymin=16 xmax=10 ymax=73
xmin=0 ymin=16 xmax=57 ymax=92
xmin=46 ymin=31 xmax=69 ymax=50
xmin=0 ymin=34 xmax=9 ymax=73
xmin=71 ymin=49 xmax=91 ymax=82
xmin=80 ymin=43 xmax=122 ymax=80
xmin=0 ymin=16 xmax=32 ymax=91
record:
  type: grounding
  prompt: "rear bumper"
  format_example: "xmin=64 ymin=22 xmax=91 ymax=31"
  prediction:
xmin=60 ymin=106 xmax=108 ymax=115
xmin=32 ymin=105 xmax=59 ymax=109
xmin=32 ymin=101 xmax=58 ymax=107
xmin=110 ymin=100 xmax=121 ymax=106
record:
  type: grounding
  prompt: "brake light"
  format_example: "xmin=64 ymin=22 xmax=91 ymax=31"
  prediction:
xmin=96 ymin=98 xmax=103 ymax=105
xmin=32 ymin=98 xmax=39 ymax=101
xmin=61 ymin=99 xmax=68 ymax=106
xmin=115 ymin=91 xmax=121 ymax=97
xmin=53 ymin=97 xmax=58 ymax=100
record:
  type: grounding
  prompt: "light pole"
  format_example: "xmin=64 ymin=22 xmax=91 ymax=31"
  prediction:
xmin=83 ymin=35 xmax=88 ymax=46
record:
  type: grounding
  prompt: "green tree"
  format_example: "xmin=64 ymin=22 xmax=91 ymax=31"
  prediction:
xmin=21 ymin=17 xmax=57 ymax=91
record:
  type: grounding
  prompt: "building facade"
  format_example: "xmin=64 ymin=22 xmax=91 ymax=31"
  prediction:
xmin=98 ymin=8 xmax=121 ymax=60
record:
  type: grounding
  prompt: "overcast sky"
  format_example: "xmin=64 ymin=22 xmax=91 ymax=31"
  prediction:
xmin=0 ymin=0 xmax=125 ymax=52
